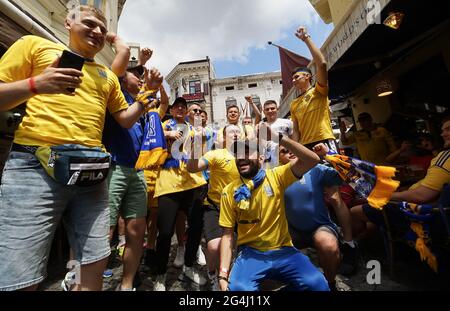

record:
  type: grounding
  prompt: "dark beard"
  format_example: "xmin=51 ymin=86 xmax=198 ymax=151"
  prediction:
xmin=240 ymin=161 xmax=260 ymax=179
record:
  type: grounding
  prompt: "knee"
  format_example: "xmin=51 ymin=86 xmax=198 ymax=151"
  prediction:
xmin=303 ymin=272 xmax=330 ymax=291
xmin=316 ymin=238 xmax=339 ymax=258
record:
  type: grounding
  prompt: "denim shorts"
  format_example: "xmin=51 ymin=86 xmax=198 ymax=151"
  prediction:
xmin=0 ymin=151 xmax=111 ymax=291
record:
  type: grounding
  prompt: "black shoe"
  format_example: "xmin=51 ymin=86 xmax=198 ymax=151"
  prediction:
xmin=339 ymin=243 xmax=358 ymax=276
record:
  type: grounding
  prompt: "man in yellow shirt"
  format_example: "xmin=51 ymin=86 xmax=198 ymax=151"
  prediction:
xmin=340 ymin=112 xmax=397 ymax=165
xmin=216 ymin=104 xmax=255 ymax=147
xmin=187 ymin=124 xmax=241 ymax=290
xmin=290 ymin=27 xmax=336 ymax=151
xmin=351 ymin=116 xmax=450 ymax=243
xmin=0 ymin=5 xmax=155 ymax=291
xmin=218 ymin=123 xmax=329 ymax=291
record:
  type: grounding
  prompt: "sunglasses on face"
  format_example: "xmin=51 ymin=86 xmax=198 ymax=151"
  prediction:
xmin=191 ymin=109 xmax=201 ymax=113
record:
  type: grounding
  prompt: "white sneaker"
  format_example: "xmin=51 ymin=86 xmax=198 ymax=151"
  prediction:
xmin=61 ymin=271 xmax=76 ymax=291
xmin=208 ymin=272 xmax=219 ymax=291
xmin=197 ymin=246 xmax=206 ymax=266
xmin=173 ymin=246 xmax=185 ymax=268
xmin=183 ymin=265 xmax=207 ymax=286
xmin=115 ymin=284 xmax=136 ymax=291
xmin=153 ymin=274 xmax=166 ymax=291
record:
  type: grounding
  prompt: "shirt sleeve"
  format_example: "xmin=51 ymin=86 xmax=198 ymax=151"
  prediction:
xmin=107 ymin=72 xmax=129 ymax=114
xmin=201 ymin=150 xmax=217 ymax=169
xmin=272 ymin=163 xmax=298 ymax=191
xmin=321 ymin=165 xmax=343 ymax=187
xmin=417 ymin=151 xmax=450 ymax=191
xmin=287 ymin=119 xmax=294 ymax=136
xmin=0 ymin=36 xmax=34 ymax=83
xmin=219 ymin=185 xmax=237 ymax=228
xmin=315 ymin=82 xmax=329 ymax=97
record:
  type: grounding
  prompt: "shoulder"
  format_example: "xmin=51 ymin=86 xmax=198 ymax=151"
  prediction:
xmin=432 ymin=150 xmax=450 ymax=171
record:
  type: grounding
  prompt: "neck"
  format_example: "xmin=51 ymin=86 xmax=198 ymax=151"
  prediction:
xmin=174 ymin=117 xmax=185 ymax=124
xmin=68 ymin=41 xmax=96 ymax=59
xmin=267 ymin=117 xmax=277 ymax=124
xmin=298 ymin=83 xmax=311 ymax=94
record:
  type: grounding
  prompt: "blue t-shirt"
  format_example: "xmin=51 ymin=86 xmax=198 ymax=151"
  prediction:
xmin=103 ymin=90 xmax=144 ymax=168
xmin=285 ymin=164 xmax=342 ymax=232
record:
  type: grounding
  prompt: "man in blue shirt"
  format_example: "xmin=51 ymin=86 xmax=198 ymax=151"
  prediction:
xmin=103 ymin=65 xmax=165 ymax=291
xmin=280 ymin=143 xmax=357 ymax=290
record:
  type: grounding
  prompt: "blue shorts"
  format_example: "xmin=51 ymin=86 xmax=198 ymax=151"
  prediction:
xmin=228 ymin=246 xmax=329 ymax=291
xmin=0 ymin=151 xmax=111 ymax=291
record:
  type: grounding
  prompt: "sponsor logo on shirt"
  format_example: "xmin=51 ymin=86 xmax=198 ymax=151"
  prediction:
xmin=97 ymin=68 xmax=108 ymax=79
xmin=264 ymin=185 xmax=274 ymax=197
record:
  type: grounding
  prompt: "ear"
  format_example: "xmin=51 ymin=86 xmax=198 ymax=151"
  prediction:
xmin=64 ymin=18 xmax=72 ymax=31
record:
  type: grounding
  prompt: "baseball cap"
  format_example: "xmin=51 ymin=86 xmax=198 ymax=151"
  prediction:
xmin=171 ymin=97 xmax=188 ymax=107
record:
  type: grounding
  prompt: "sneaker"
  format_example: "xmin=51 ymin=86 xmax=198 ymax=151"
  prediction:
xmin=173 ymin=246 xmax=185 ymax=268
xmin=103 ymin=269 xmax=113 ymax=278
xmin=183 ymin=265 xmax=207 ymax=286
xmin=61 ymin=271 xmax=76 ymax=291
xmin=339 ymin=242 xmax=358 ymax=276
xmin=153 ymin=274 xmax=166 ymax=291
xmin=115 ymin=284 xmax=136 ymax=291
xmin=208 ymin=272 xmax=219 ymax=291
xmin=197 ymin=245 xmax=206 ymax=266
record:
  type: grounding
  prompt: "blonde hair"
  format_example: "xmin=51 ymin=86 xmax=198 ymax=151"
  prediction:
xmin=67 ymin=4 xmax=107 ymax=26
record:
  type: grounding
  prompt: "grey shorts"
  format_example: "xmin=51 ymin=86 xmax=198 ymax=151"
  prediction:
xmin=0 ymin=151 xmax=111 ymax=291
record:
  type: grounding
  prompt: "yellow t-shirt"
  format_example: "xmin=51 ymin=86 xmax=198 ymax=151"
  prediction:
xmin=410 ymin=150 xmax=450 ymax=192
xmin=343 ymin=127 xmax=396 ymax=165
xmin=201 ymin=148 xmax=240 ymax=206
xmin=154 ymin=119 xmax=206 ymax=197
xmin=219 ymin=164 xmax=297 ymax=251
xmin=290 ymin=84 xmax=335 ymax=145
xmin=0 ymin=35 xmax=128 ymax=147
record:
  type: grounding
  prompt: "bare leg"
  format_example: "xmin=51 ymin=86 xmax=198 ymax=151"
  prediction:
xmin=206 ymin=237 xmax=221 ymax=273
xmin=121 ymin=217 xmax=146 ymax=289
xmin=313 ymin=230 xmax=340 ymax=283
xmin=74 ymin=257 xmax=108 ymax=291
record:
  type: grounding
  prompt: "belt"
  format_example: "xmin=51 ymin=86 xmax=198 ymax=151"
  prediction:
xmin=11 ymin=143 xmax=39 ymax=154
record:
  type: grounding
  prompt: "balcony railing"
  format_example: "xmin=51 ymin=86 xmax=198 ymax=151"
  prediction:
xmin=182 ymin=92 xmax=205 ymax=102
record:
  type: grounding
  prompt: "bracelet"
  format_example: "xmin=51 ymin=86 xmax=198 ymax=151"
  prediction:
xmin=217 ymin=275 xmax=229 ymax=283
xmin=28 ymin=77 xmax=38 ymax=94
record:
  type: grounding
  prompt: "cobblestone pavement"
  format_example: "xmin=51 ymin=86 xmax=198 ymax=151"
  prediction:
xmin=40 ymin=233 xmax=450 ymax=291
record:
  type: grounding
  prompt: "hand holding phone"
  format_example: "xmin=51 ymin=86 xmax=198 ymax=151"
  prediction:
xmin=58 ymin=50 xmax=85 ymax=92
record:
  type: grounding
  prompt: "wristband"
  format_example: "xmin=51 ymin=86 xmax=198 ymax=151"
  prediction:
xmin=217 ymin=275 xmax=229 ymax=283
xmin=28 ymin=77 xmax=38 ymax=94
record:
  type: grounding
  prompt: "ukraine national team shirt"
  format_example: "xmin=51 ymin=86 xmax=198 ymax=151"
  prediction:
xmin=201 ymin=148 xmax=240 ymax=206
xmin=410 ymin=150 xmax=450 ymax=192
xmin=284 ymin=164 xmax=342 ymax=232
xmin=0 ymin=35 xmax=128 ymax=147
xmin=219 ymin=164 xmax=297 ymax=251
xmin=290 ymin=83 xmax=334 ymax=145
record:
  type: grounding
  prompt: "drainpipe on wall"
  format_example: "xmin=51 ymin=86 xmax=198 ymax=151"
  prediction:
xmin=207 ymin=56 xmax=215 ymax=124
xmin=0 ymin=0 xmax=61 ymax=43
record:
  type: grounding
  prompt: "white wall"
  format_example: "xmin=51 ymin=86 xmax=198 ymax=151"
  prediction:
xmin=212 ymin=74 xmax=282 ymax=128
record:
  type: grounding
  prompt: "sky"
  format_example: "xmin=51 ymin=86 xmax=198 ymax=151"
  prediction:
xmin=118 ymin=0 xmax=334 ymax=79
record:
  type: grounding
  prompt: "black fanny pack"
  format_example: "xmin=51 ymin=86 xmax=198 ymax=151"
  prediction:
xmin=33 ymin=144 xmax=111 ymax=187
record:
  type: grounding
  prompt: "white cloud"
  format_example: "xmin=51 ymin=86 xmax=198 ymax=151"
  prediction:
xmin=118 ymin=0 xmax=318 ymax=76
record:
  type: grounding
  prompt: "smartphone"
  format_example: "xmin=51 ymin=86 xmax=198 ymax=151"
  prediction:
xmin=58 ymin=50 xmax=85 ymax=92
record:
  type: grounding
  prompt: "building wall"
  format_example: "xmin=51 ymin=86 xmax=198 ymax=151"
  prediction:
xmin=166 ymin=60 xmax=215 ymax=123
xmin=211 ymin=72 xmax=282 ymax=128
xmin=309 ymin=0 xmax=354 ymax=26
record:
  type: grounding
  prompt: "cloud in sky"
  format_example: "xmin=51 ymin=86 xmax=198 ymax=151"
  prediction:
xmin=118 ymin=0 xmax=320 ymax=76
